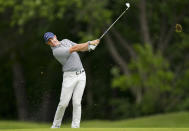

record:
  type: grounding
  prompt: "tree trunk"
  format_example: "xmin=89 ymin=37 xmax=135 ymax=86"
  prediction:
xmin=104 ymin=35 xmax=129 ymax=75
xmin=85 ymin=61 xmax=94 ymax=106
xmin=11 ymin=52 xmax=29 ymax=120
xmin=138 ymin=0 xmax=152 ymax=44
xmin=105 ymin=35 xmax=144 ymax=104
xmin=135 ymin=86 xmax=142 ymax=104
xmin=112 ymin=28 xmax=137 ymax=59
xmin=38 ymin=91 xmax=54 ymax=121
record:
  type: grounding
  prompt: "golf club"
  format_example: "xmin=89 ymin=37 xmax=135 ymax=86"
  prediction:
xmin=98 ymin=3 xmax=130 ymax=40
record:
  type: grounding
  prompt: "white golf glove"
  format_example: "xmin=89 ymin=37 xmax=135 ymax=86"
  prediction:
xmin=88 ymin=41 xmax=97 ymax=51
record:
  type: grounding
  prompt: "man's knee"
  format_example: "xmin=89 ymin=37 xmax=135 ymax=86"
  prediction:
xmin=73 ymin=100 xmax=81 ymax=107
xmin=58 ymin=100 xmax=69 ymax=108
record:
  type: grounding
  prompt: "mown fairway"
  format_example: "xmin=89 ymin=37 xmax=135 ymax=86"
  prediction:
xmin=1 ymin=128 xmax=189 ymax=131
xmin=0 ymin=112 xmax=189 ymax=131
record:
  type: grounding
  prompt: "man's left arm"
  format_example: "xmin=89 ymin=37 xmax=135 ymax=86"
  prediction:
xmin=69 ymin=39 xmax=100 ymax=53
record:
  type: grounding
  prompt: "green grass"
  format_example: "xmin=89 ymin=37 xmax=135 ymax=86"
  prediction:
xmin=82 ymin=111 xmax=189 ymax=128
xmin=1 ymin=128 xmax=189 ymax=131
xmin=0 ymin=111 xmax=189 ymax=131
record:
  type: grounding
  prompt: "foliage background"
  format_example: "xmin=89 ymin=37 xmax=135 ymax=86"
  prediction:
xmin=0 ymin=0 xmax=189 ymax=122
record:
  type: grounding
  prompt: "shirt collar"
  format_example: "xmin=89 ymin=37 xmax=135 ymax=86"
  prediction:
xmin=50 ymin=41 xmax=63 ymax=50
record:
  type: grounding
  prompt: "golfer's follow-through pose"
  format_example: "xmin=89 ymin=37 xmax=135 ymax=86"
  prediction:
xmin=43 ymin=32 xmax=100 ymax=128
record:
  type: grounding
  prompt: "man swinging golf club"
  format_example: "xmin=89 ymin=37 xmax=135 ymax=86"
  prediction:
xmin=44 ymin=32 xmax=100 ymax=128
xmin=44 ymin=2 xmax=130 ymax=129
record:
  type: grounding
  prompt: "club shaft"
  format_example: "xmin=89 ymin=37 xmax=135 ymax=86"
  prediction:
xmin=99 ymin=7 xmax=129 ymax=40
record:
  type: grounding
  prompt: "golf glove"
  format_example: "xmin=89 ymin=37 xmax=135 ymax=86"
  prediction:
xmin=88 ymin=41 xmax=97 ymax=51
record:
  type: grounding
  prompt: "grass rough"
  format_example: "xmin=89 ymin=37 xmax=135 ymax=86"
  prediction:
xmin=0 ymin=111 xmax=189 ymax=131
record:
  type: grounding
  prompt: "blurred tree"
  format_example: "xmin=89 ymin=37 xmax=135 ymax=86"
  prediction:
xmin=110 ymin=0 xmax=189 ymax=115
xmin=0 ymin=0 xmax=112 ymax=121
xmin=0 ymin=0 xmax=189 ymax=121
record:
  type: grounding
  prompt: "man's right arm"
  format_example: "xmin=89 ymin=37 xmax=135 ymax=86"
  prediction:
xmin=69 ymin=39 xmax=100 ymax=53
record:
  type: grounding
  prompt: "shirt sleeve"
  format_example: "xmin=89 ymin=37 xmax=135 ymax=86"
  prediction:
xmin=53 ymin=46 xmax=70 ymax=59
xmin=66 ymin=39 xmax=77 ymax=46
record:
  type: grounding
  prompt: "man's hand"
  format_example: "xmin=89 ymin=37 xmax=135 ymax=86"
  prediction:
xmin=69 ymin=39 xmax=100 ymax=53
xmin=90 ymin=39 xmax=100 ymax=46
xmin=88 ymin=39 xmax=100 ymax=51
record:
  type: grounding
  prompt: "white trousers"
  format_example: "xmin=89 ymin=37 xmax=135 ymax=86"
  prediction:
xmin=52 ymin=71 xmax=86 ymax=128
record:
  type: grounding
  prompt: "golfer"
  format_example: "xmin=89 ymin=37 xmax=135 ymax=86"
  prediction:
xmin=43 ymin=32 xmax=100 ymax=128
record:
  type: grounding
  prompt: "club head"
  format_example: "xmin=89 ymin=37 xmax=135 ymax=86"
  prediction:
xmin=126 ymin=3 xmax=130 ymax=8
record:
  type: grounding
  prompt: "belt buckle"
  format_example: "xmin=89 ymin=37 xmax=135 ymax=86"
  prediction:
xmin=76 ymin=69 xmax=84 ymax=75
xmin=76 ymin=71 xmax=81 ymax=75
